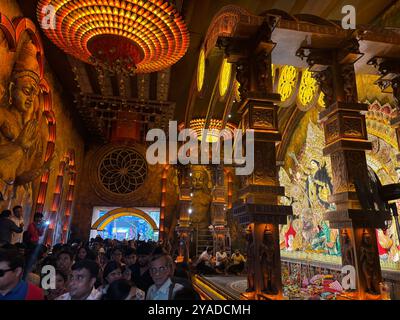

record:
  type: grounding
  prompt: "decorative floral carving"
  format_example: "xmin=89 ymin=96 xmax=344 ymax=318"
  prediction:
xmin=341 ymin=64 xmax=358 ymax=103
xmin=313 ymin=68 xmax=334 ymax=107
xmin=277 ymin=65 xmax=298 ymax=102
xmin=325 ymin=118 xmax=340 ymax=144
xmin=235 ymin=59 xmax=250 ymax=100
xmin=330 ymin=151 xmax=348 ymax=193
xmin=343 ymin=116 xmax=363 ymax=138
xmin=253 ymin=107 xmax=274 ymax=129
xmin=99 ymin=147 xmax=147 ymax=195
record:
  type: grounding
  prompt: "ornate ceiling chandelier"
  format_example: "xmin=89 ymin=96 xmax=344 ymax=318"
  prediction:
xmin=37 ymin=0 xmax=190 ymax=75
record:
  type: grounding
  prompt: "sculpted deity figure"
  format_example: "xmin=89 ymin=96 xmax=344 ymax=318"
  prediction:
xmin=259 ymin=227 xmax=276 ymax=294
xmin=360 ymin=231 xmax=379 ymax=295
xmin=190 ymin=167 xmax=212 ymax=229
xmin=245 ymin=227 xmax=255 ymax=292
xmin=341 ymin=230 xmax=355 ymax=267
xmin=0 ymin=39 xmax=52 ymax=206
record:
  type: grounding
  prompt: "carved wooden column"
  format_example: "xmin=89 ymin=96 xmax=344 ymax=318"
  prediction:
xmin=219 ymin=18 xmax=292 ymax=300
xmin=210 ymin=164 xmax=230 ymax=253
xmin=175 ymin=165 xmax=192 ymax=263
xmin=297 ymin=39 xmax=391 ymax=299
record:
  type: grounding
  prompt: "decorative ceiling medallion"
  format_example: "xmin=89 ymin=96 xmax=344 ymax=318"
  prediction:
xmin=278 ymin=65 xmax=298 ymax=103
xmin=219 ymin=58 xmax=232 ymax=97
xmin=297 ymin=69 xmax=319 ymax=111
xmin=37 ymin=0 xmax=190 ymax=74
xmin=197 ymin=48 xmax=205 ymax=92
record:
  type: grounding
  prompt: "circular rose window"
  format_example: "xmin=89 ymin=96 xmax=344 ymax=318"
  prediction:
xmin=98 ymin=147 xmax=147 ymax=195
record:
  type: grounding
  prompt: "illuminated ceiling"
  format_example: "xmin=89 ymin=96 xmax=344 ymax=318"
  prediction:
xmin=16 ymin=0 xmax=399 ymax=144
xmin=37 ymin=0 xmax=190 ymax=74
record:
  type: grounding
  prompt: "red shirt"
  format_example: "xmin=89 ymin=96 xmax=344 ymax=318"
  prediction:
xmin=26 ymin=283 xmax=44 ymax=300
xmin=27 ymin=223 xmax=44 ymax=244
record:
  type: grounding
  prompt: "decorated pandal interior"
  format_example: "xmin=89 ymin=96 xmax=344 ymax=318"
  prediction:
xmin=3 ymin=0 xmax=400 ymax=301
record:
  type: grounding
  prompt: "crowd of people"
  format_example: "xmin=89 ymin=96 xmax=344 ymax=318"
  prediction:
xmin=0 ymin=207 xmax=247 ymax=300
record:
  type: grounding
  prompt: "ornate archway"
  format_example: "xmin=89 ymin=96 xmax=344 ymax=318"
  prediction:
xmin=91 ymin=207 xmax=159 ymax=232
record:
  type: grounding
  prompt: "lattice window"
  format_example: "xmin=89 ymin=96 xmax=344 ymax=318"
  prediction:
xmin=98 ymin=148 xmax=147 ymax=195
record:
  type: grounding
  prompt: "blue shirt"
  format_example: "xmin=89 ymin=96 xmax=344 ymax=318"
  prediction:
xmin=0 ymin=280 xmax=28 ymax=300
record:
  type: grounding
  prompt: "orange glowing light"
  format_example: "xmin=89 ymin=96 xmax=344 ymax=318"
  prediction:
xmin=189 ymin=118 xmax=236 ymax=143
xmin=37 ymin=0 xmax=190 ymax=73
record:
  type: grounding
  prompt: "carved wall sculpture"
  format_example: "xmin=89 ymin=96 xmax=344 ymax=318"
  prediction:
xmin=0 ymin=15 xmax=55 ymax=217
xmin=189 ymin=166 xmax=213 ymax=229
xmin=0 ymin=5 xmax=83 ymax=234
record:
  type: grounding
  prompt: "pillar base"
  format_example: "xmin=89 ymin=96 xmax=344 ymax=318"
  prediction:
xmin=240 ymin=291 xmax=256 ymax=300
xmin=240 ymin=291 xmax=283 ymax=300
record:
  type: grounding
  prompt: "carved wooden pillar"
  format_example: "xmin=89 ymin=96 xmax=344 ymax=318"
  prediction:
xmin=210 ymin=164 xmax=230 ymax=253
xmin=220 ymin=18 xmax=292 ymax=300
xmin=175 ymin=165 xmax=192 ymax=263
xmin=297 ymin=39 xmax=391 ymax=299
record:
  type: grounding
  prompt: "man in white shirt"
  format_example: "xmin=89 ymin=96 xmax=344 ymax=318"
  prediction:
xmin=10 ymin=206 xmax=24 ymax=244
xmin=215 ymin=247 xmax=228 ymax=274
xmin=146 ymin=253 xmax=183 ymax=300
xmin=56 ymin=260 xmax=102 ymax=300
xmin=195 ymin=247 xmax=215 ymax=275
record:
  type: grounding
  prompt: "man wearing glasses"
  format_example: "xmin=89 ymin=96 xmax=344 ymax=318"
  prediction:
xmin=146 ymin=253 xmax=183 ymax=300
xmin=0 ymin=249 xmax=43 ymax=300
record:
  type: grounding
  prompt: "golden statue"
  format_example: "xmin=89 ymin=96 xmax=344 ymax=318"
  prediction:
xmin=0 ymin=39 xmax=52 ymax=206
xmin=190 ymin=167 xmax=212 ymax=229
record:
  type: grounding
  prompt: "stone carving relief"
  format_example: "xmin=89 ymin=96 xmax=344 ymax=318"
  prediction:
xmin=235 ymin=59 xmax=250 ymax=100
xmin=325 ymin=117 xmax=340 ymax=145
xmin=253 ymin=142 xmax=276 ymax=185
xmin=341 ymin=64 xmax=358 ymax=103
xmin=0 ymin=30 xmax=52 ymax=209
xmin=259 ymin=227 xmax=276 ymax=294
xmin=253 ymin=107 xmax=274 ymax=129
xmin=343 ymin=116 xmax=363 ymax=138
xmin=360 ymin=230 xmax=380 ymax=295
xmin=330 ymin=151 xmax=348 ymax=193
xmin=245 ymin=226 xmax=255 ymax=292
xmin=346 ymin=150 xmax=368 ymax=192
xmin=190 ymin=166 xmax=212 ymax=229
xmin=341 ymin=229 xmax=355 ymax=267
xmin=312 ymin=67 xmax=334 ymax=107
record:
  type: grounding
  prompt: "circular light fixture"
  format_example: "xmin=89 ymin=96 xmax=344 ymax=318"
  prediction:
xmin=37 ymin=0 xmax=190 ymax=74
xmin=219 ymin=58 xmax=232 ymax=97
xmin=197 ymin=48 xmax=205 ymax=92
